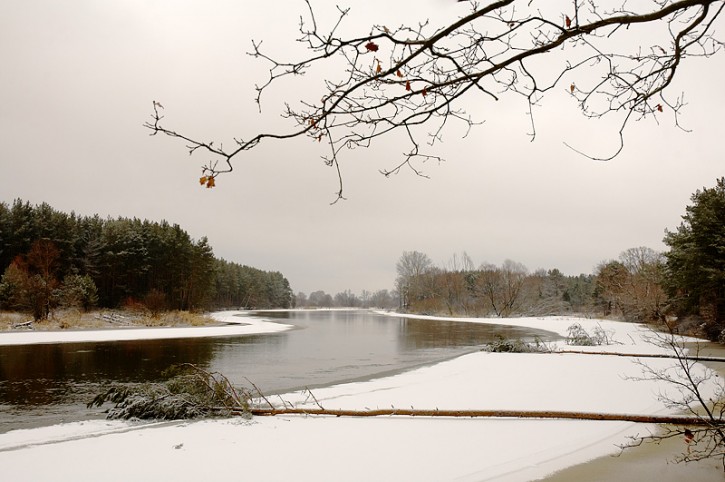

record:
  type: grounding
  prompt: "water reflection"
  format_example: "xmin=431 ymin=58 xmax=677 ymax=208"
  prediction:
xmin=0 ymin=310 xmax=555 ymax=432
xmin=0 ymin=339 xmax=216 ymax=406
xmin=397 ymin=318 xmax=541 ymax=350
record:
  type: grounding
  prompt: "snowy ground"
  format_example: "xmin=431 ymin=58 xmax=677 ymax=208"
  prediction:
xmin=0 ymin=311 xmax=718 ymax=481
xmin=0 ymin=310 xmax=294 ymax=345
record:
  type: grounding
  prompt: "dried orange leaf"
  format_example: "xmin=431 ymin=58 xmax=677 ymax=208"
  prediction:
xmin=565 ymin=15 xmax=572 ymax=28
xmin=570 ymin=83 xmax=575 ymax=93
xmin=376 ymin=62 xmax=382 ymax=74
xmin=405 ymin=80 xmax=411 ymax=91
xmin=206 ymin=177 xmax=215 ymax=188
xmin=396 ymin=69 xmax=403 ymax=78
xmin=199 ymin=176 xmax=208 ymax=186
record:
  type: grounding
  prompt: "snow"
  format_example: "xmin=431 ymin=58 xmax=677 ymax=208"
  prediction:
xmin=0 ymin=310 xmax=293 ymax=346
xmin=0 ymin=311 xmax=717 ymax=481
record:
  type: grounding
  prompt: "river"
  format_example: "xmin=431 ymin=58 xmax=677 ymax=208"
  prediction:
xmin=0 ymin=310 xmax=555 ymax=432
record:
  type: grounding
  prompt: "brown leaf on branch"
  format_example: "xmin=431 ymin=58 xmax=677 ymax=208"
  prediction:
xmin=206 ymin=177 xmax=215 ymax=188
xmin=396 ymin=69 xmax=403 ymax=78
xmin=199 ymin=176 xmax=208 ymax=186
xmin=570 ymin=83 xmax=575 ymax=93
xmin=405 ymin=80 xmax=411 ymax=91
xmin=565 ymin=15 xmax=572 ymax=28
xmin=657 ymin=104 xmax=663 ymax=112
xmin=376 ymin=62 xmax=382 ymax=74
xmin=365 ymin=41 xmax=379 ymax=52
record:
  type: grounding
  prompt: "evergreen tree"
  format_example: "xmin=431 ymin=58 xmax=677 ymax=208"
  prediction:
xmin=664 ymin=178 xmax=725 ymax=339
xmin=57 ymin=274 xmax=99 ymax=311
xmin=0 ymin=199 xmax=294 ymax=313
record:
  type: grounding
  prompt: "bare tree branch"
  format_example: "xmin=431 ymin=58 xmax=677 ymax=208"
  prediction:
xmin=620 ymin=326 xmax=725 ymax=469
xmin=145 ymin=0 xmax=725 ymax=202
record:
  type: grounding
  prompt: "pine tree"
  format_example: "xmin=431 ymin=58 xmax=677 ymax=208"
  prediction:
xmin=664 ymin=178 xmax=725 ymax=339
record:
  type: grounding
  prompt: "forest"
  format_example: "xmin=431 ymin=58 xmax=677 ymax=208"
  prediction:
xmin=0 ymin=200 xmax=293 ymax=319
xmin=393 ymin=178 xmax=725 ymax=340
xmin=392 ymin=251 xmax=655 ymax=320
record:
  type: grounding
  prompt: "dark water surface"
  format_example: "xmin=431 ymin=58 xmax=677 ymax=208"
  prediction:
xmin=0 ymin=310 xmax=555 ymax=432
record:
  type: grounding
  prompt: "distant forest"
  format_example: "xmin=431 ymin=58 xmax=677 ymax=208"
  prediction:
xmin=392 ymin=178 xmax=724 ymax=340
xmin=0 ymin=199 xmax=292 ymax=318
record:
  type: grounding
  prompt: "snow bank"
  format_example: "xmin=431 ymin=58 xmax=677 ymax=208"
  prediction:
xmin=0 ymin=310 xmax=293 ymax=346
xmin=0 ymin=313 xmax=718 ymax=481
xmin=0 ymin=416 xmax=643 ymax=482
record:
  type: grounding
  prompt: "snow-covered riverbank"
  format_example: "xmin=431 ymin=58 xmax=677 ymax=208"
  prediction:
xmin=0 ymin=312 xmax=719 ymax=481
xmin=0 ymin=310 xmax=294 ymax=346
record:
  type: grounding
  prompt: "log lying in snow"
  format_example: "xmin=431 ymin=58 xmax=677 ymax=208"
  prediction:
xmin=247 ymin=407 xmax=719 ymax=426
xmin=95 ymin=313 xmax=133 ymax=325
xmin=556 ymin=350 xmax=725 ymax=363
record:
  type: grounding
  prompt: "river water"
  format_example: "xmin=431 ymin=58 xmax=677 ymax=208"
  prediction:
xmin=0 ymin=310 xmax=555 ymax=432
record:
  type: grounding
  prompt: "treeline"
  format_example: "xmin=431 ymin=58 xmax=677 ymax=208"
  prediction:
xmin=0 ymin=200 xmax=293 ymax=319
xmin=215 ymin=259 xmax=292 ymax=310
xmin=396 ymin=178 xmax=724 ymax=340
xmin=394 ymin=248 xmax=663 ymax=321
xmin=294 ymin=289 xmax=398 ymax=309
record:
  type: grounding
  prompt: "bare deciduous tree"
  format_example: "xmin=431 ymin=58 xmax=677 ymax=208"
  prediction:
xmin=620 ymin=246 xmax=668 ymax=320
xmin=396 ymin=250 xmax=433 ymax=310
xmin=595 ymin=247 xmax=667 ymax=321
xmin=440 ymin=252 xmax=476 ymax=315
xmin=474 ymin=259 xmax=528 ymax=316
xmin=145 ymin=0 xmax=724 ymax=201
xmin=622 ymin=327 xmax=725 ymax=469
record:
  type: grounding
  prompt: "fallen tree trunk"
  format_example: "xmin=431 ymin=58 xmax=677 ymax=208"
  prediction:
xmin=247 ymin=407 xmax=719 ymax=426
xmin=556 ymin=350 xmax=725 ymax=363
xmin=12 ymin=320 xmax=33 ymax=329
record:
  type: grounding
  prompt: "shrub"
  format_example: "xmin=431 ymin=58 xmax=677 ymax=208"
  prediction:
xmin=483 ymin=336 xmax=550 ymax=353
xmin=566 ymin=322 xmax=615 ymax=346
xmin=566 ymin=323 xmax=595 ymax=345
xmin=143 ymin=289 xmax=167 ymax=318
xmin=88 ymin=364 xmax=251 ymax=420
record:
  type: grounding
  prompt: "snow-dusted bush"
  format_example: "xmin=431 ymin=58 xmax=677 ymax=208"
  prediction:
xmin=565 ymin=323 xmax=615 ymax=346
xmin=88 ymin=364 xmax=251 ymax=420
xmin=483 ymin=336 xmax=550 ymax=353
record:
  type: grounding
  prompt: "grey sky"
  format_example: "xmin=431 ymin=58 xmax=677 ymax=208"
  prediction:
xmin=1 ymin=0 xmax=723 ymax=296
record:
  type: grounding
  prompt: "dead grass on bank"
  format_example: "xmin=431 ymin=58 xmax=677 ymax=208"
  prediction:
xmin=144 ymin=311 xmax=215 ymax=328
xmin=0 ymin=309 xmax=216 ymax=331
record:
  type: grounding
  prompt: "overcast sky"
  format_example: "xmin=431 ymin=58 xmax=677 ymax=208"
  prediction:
xmin=1 ymin=0 xmax=723 ymax=296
